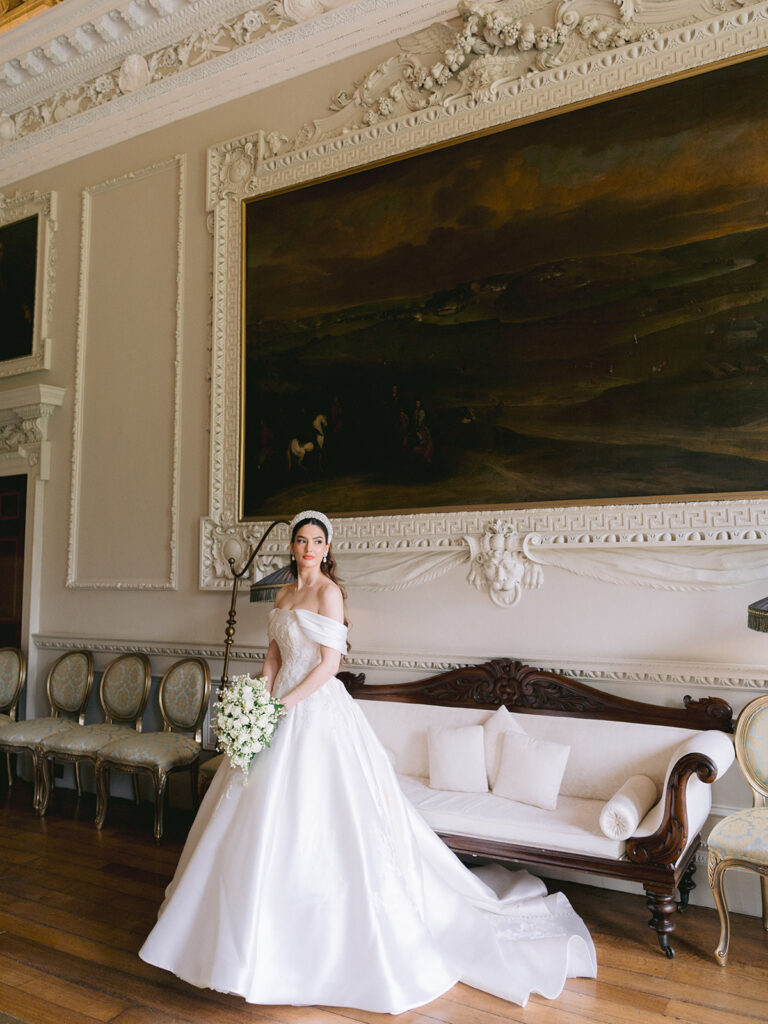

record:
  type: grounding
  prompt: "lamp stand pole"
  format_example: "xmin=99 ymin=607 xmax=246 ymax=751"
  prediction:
xmin=221 ymin=519 xmax=288 ymax=686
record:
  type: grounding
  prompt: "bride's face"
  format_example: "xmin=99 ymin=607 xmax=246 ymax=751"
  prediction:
xmin=291 ymin=524 xmax=329 ymax=568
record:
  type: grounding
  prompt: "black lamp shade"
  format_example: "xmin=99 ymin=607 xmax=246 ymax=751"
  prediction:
xmin=250 ymin=563 xmax=294 ymax=603
xmin=748 ymin=596 xmax=768 ymax=633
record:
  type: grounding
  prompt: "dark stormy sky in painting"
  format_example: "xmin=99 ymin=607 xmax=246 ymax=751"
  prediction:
xmin=245 ymin=64 xmax=768 ymax=324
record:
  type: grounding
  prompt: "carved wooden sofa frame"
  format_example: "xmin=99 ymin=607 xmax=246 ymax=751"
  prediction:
xmin=342 ymin=659 xmax=733 ymax=958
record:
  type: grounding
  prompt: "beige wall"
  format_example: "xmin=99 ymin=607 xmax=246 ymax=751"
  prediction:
xmin=2 ymin=38 xmax=765 ymax=912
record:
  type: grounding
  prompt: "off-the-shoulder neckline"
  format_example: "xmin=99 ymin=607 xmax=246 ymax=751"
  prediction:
xmin=271 ymin=607 xmax=345 ymax=628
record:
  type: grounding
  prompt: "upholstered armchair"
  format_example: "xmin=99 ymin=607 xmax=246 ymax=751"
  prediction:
xmin=708 ymin=692 xmax=768 ymax=964
xmin=0 ymin=647 xmax=26 ymax=785
xmin=37 ymin=652 xmax=152 ymax=818
xmin=0 ymin=650 xmax=94 ymax=809
xmin=95 ymin=657 xmax=211 ymax=840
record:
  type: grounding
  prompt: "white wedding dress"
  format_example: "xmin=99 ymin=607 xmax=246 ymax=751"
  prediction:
xmin=140 ymin=608 xmax=596 ymax=1013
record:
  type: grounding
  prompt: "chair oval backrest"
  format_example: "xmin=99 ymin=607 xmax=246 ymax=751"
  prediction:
xmin=735 ymin=693 xmax=768 ymax=804
xmin=47 ymin=650 xmax=94 ymax=717
xmin=0 ymin=647 xmax=25 ymax=715
xmin=159 ymin=658 xmax=211 ymax=737
xmin=100 ymin=653 xmax=151 ymax=724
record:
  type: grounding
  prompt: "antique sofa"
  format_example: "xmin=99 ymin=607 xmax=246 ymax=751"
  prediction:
xmin=342 ymin=659 xmax=735 ymax=958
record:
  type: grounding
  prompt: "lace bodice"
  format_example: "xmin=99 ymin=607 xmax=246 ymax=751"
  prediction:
xmin=269 ymin=609 xmax=323 ymax=701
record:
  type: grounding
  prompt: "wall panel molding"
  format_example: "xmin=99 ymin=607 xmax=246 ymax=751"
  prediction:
xmin=67 ymin=155 xmax=185 ymax=590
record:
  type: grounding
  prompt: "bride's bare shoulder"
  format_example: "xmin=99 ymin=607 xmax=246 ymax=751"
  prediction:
xmin=274 ymin=583 xmax=296 ymax=609
xmin=317 ymin=580 xmax=344 ymax=621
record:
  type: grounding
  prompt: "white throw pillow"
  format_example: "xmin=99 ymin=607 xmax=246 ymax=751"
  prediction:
xmin=599 ymin=774 xmax=658 ymax=840
xmin=482 ymin=706 xmax=527 ymax=786
xmin=428 ymin=725 xmax=488 ymax=794
xmin=492 ymin=732 xmax=570 ymax=810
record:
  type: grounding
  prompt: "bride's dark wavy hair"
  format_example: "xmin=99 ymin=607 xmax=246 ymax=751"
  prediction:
xmin=290 ymin=516 xmax=350 ymax=647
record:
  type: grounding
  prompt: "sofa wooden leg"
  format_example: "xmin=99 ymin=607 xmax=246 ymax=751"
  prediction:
xmin=645 ymin=888 xmax=676 ymax=958
xmin=678 ymin=860 xmax=696 ymax=913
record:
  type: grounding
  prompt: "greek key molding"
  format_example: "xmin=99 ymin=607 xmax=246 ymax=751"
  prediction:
xmin=67 ymin=155 xmax=185 ymax=590
xmin=200 ymin=499 xmax=768 ymax=590
xmin=0 ymin=188 xmax=56 ymax=377
xmin=202 ymin=0 xmax=768 ymax=592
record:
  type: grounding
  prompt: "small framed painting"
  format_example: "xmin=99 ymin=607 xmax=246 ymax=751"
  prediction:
xmin=0 ymin=191 xmax=55 ymax=377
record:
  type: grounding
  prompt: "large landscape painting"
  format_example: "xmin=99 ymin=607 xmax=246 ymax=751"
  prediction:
xmin=242 ymin=54 xmax=768 ymax=518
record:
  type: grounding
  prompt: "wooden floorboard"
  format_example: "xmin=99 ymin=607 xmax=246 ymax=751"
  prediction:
xmin=1 ymin=781 xmax=767 ymax=1024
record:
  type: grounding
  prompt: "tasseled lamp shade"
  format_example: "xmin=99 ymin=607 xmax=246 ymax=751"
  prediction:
xmin=250 ymin=564 xmax=294 ymax=603
xmin=748 ymin=596 xmax=768 ymax=633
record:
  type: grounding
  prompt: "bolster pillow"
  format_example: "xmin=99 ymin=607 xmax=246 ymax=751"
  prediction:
xmin=599 ymin=774 xmax=659 ymax=840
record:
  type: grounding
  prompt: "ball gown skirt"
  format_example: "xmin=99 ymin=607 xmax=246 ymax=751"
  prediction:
xmin=139 ymin=608 xmax=596 ymax=1013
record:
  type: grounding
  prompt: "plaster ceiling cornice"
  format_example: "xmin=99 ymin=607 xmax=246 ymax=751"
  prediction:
xmin=0 ymin=0 xmax=456 ymax=187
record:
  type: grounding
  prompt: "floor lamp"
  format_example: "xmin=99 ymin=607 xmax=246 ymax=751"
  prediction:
xmin=220 ymin=519 xmax=292 ymax=685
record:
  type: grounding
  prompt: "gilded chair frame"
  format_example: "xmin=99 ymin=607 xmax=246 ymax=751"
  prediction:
xmin=0 ymin=648 xmax=94 ymax=809
xmin=95 ymin=657 xmax=211 ymax=840
xmin=709 ymin=692 xmax=768 ymax=965
xmin=0 ymin=647 xmax=26 ymax=786
xmin=37 ymin=652 xmax=152 ymax=817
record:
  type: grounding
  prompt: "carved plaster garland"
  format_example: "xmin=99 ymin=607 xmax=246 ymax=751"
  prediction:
xmin=210 ymin=0 xmax=752 ymax=187
xmin=0 ymin=5 xmax=293 ymax=142
xmin=0 ymin=0 xmax=752 ymax=150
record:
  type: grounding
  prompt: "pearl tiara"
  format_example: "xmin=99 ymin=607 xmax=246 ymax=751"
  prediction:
xmin=289 ymin=509 xmax=333 ymax=543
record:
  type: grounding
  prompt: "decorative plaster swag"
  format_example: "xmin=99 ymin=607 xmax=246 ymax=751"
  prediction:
xmin=230 ymin=519 xmax=768 ymax=609
xmin=329 ymin=527 xmax=768 ymax=607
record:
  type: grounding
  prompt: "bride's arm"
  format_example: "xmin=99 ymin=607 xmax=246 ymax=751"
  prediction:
xmin=280 ymin=586 xmax=344 ymax=711
xmin=260 ymin=639 xmax=282 ymax=694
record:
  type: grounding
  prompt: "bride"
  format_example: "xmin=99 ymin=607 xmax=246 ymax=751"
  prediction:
xmin=140 ymin=510 xmax=597 ymax=1013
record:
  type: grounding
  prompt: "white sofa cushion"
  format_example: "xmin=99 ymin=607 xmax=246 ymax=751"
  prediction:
xmin=399 ymin=775 xmax=625 ymax=858
xmin=507 ymin=713 xmax=706 ymax=800
xmin=482 ymin=706 xmax=527 ymax=785
xmin=428 ymin=725 xmax=488 ymax=793
xmin=493 ymin=733 xmax=570 ymax=810
xmin=599 ymin=774 xmax=658 ymax=840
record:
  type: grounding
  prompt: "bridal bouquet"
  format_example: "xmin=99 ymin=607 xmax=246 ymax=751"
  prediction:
xmin=212 ymin=674 xmax=285 ymax=775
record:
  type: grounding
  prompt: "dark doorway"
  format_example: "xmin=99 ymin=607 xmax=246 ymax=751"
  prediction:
xmin=0 ymin=474 xmax=26 ymax=648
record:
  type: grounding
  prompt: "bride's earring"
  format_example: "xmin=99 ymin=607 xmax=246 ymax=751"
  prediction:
xmin=323 ymin=554 xmax=328 ymax=563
